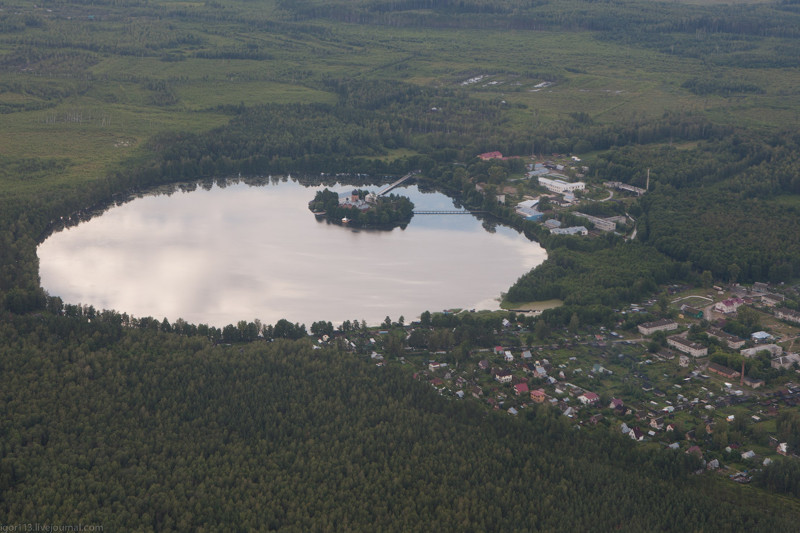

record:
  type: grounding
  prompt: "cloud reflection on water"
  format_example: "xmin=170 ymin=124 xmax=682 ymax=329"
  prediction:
xmin=39 ymin=181 xmax=546 ymax=326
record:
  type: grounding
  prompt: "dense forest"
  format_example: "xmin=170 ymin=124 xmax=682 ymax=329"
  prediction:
xmin=1 ymin=0 xmax=800 ymax=528
xmin=1 ymin=312 xmax=799 ymax=531
xmin=592 ymin=134 xmax=800 ymax=283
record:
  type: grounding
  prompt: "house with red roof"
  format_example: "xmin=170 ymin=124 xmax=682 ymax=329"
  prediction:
xmin=478 ymin=151 xmax=503 ymax=161
xmin=578 ymin=391 xmax=600 ymax=405
xmin=514 ymin=382 xmax=530 ymax=396
xmin=686 ymin=445 xmax=703 ymax=457
xmin=714 ymin=298 xmax=744 ymax=314
xmin=530 ymin=388 xmax=547 ymax=403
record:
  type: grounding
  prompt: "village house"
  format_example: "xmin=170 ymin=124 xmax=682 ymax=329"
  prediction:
xmin=686 ymin=445 xmax=703 ymax=457
xmin=706 ymin=327 xmax=746 ymax=350
xmin=578 ymin=391 xmax=600 ymax=405
xmin=680 ymin=305 xmax=704 ymax=319
xmin=741 ymin=344 xmax=783 ymax=358
xmin=592 ymin=363 xmax=612 ymax=375
xmin=550 ymin=226 xmax=588 ymax=236
xmin=530 ymin=388 xmax=547 ymax=403
xmin=771 ymin=353 xmax=800 ymax=370
xmin=637 ymin=319 xmax=678 ymax=336
xmin=494 ymin=369 xmax=513 ymax=384
xmin=714 ymin=298 xmax=744 ymax=314
xmin=761 ymin=293 xmax=785 ymax=307
xmin=751 ymin=331 xmax=774 ymax=344
xmin=478 ymin=151 xmax=504 ymax=161
xmin=753 ymin=282 xmax=771 ymax=293
xmin=478 ymin=152 xmax=503 ymax=161
xmin=538 ymin=176 xmax=585 ymax=194
xmin=573 ymin=212 xmax=616 ymax=232
xmin=515 ymin=199 xmax=544 ymax=221
xmin=514 ymin=382 xmax=530 ymax=396
xmin=544 ymin=219 xmax=561 ymax=230
xmin=667 ymin=335 xmax=708 ymax=357
xmin=707 ymin=362 xmax=741 ymax=380
xmin=742 ymin=376 xmax=765 ymax=389
xmin=775 ymin=307 xmax=800 ymax=324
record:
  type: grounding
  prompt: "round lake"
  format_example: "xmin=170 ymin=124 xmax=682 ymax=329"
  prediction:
xmin=38 ymin=178 xmax=547 ymax=327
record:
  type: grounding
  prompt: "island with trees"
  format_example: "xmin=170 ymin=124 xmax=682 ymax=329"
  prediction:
xmin=308 ymin=188 xmax=414 ymax=229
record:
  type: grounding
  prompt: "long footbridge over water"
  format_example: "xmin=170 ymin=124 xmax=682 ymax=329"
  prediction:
xmin=377 ymin=170 xmax=421 ymax=196
xmin=377 ymin=171 xmax=484 ymax=215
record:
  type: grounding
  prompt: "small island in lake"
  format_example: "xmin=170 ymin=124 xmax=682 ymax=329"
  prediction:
xmin=309 ymin=188 xmax=415 ymax=229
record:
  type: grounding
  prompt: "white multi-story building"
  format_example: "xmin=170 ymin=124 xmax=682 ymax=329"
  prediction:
xmin=538 ymin=176 xmax=585 ymax=194
xmin=550 ymin=226 xmax=588 ymax=236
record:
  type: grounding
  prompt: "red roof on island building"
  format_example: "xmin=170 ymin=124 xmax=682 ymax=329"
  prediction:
xmin=478 ymin=151 xmax=504 ymax=160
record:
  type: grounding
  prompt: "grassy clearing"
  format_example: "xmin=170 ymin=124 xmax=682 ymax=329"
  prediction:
xmin=0 ymin=0 xmax=796 ymax=208
xmin=175 ymin=81 xmax=337 ymax=109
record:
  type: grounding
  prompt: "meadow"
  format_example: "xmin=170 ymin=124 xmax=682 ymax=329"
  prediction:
xmin=1 ymin=0 xmax=797 ymax=202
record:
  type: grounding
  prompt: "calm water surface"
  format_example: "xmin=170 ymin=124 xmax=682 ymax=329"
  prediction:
xmin=38 ymin=179 xmax=546 ymax=327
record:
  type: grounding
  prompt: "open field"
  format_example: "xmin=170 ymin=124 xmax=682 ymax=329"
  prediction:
xmin=0 ymin=0 xmax=797 ymax=201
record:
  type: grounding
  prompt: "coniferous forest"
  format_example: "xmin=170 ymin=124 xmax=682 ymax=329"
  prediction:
xmin=2 ymin=313 xmax=799 ymax=531
xmin=1 ymin=0 xmax=800 ymax=529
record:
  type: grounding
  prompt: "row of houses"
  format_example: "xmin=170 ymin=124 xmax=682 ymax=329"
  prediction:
xmin=638 ymin=317 xmax=778 ymax=354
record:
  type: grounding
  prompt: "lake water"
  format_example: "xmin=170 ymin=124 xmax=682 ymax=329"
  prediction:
xmin=38 ymin=178 xmax=546 ymax=327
